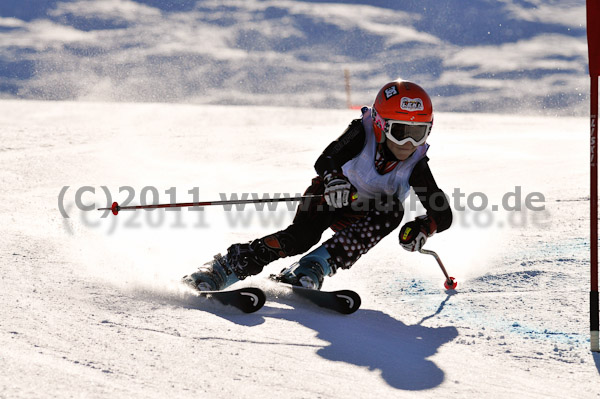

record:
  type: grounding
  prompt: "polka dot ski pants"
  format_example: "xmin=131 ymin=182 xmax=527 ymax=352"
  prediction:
xmin=258 ymin=176 xmax=404 ymax=271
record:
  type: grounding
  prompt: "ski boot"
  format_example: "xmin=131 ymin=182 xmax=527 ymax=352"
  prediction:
xmin=182 ymin=254 xmax=239 ymax=292
xmin=183 ymin=238 xmax=282 ymax=292
xmin=273 ymin=245 xmax=337 ymax=290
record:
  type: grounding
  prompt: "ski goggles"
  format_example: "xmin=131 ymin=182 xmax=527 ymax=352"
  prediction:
xmin=372 ymin=108 xmax=431 ymax=146
xmin=385 ymin=120 xmax=431 ymax=146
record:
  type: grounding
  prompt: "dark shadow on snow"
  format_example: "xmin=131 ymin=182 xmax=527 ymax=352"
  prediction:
xmin=133 ymin=287 xmax=267 ymax=327
xmin=264 ymin=294 xmax=458 ymax=391
xmin=593 ymin=352 xmax=600 ymax=375
xmin=179 ymin=295 xmax=267 ymax=327
xmin=133 ymin=283 xmax=457 ymax=389
xmin=417 ymin=290 xmax=457 ymax=326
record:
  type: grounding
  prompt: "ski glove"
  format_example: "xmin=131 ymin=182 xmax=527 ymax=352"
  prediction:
xmin=399 ymin=216 xmax=438 ymax=252
xmin=323 ymin=172 xmax=353 ymax=208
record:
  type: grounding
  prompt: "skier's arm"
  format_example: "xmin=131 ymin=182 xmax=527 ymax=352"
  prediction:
xmin=408 ymin=158 xmax=453 ymax=233
xmin=314 ymin=119 xmax=366 ymax=177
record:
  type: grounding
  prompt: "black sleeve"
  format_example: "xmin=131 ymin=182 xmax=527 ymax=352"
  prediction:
xmin=314 ymin=119 xmax=366 ymax=177
xmin=409 ymin=157 xmax=453 ymax=233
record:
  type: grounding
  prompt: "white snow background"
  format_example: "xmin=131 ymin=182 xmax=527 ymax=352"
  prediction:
xmin=2 ymin=102 xmax=597 ymax=398
xmin=1 ymin=0 xmax=600 ymax=398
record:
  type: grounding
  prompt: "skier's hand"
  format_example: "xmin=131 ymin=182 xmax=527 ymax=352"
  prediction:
xmin=399 ymin=216 xmax=437 ymax=252
xmin=323 ymin=172 xmax=353 ymax=208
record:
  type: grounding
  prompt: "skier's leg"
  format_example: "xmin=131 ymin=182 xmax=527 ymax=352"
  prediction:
xmin=223 ymin=176 xmax=337 ymax=277
xmin=184 ymin=177 xmax=337 ymax=291
xmin=324 ymin=197 xmax=405 ymax=270
xmin=183 ymin=232 xmax=301 ymax=291
xmin=272 ymin=202 xmax=390 ymax=290
xmin=273 ymin=196 xmax=394 ymax=291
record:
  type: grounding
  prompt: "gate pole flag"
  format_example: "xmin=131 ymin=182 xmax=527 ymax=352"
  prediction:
xmin=587 ymin=0 xmax=600 ymax=352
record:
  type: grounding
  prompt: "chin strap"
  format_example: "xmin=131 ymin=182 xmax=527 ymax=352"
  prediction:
xmin=374 ymin=143 xmax=399 ymax=174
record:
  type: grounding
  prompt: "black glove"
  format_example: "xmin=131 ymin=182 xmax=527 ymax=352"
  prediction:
xmin=323 ymin=172 xmax=353 ymax=208
xmin=399 ymin=216 xmax=437 ymax=252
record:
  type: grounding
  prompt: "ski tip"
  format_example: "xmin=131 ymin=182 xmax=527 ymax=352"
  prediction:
xmin=334 ymin=290 xmax=361 ymax=314
xmin=196 ymin=287 xmax=267 ymax=313
xmin=239 ymin=287 xmax=267 ymax=313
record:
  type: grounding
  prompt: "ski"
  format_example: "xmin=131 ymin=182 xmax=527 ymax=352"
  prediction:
xmin=196 ymin=287 xmax=266 ymax=313
xmin=275 ymin=282 xmax=361 ymax=314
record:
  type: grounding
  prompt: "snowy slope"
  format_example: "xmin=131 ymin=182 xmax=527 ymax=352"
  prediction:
xmin=1 ymin=99 xmax=599 ymax=398
xmin=0 ymin=0 xmax=589 ymax=113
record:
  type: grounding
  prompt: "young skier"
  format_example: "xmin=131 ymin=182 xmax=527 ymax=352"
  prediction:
xmin=183 ymin=80 xmax=452 ymax=291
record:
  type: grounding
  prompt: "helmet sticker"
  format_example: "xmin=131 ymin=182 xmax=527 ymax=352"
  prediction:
xmin=384 ymin=86 xmax=399 ymax=99
xmin=400 ymin=97 xmax=424 ymax=111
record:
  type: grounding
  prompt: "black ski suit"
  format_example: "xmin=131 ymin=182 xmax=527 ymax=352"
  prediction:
xmin=227 ymin=111 xmax=452 ymax=278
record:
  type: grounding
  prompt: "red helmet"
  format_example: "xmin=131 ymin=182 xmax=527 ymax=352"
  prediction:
xmin=371 ymin=80 xmax=434 ymax=144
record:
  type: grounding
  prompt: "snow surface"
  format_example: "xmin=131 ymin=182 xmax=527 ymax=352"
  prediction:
xmin=1 ymin=99 xmax=599 ymax=398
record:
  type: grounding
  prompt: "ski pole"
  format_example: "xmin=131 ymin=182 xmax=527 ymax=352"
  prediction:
xmin=97 ymin=194 xmax=323 ymax=215
xmin=419 ymin=248 xmax=457 ymax=290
